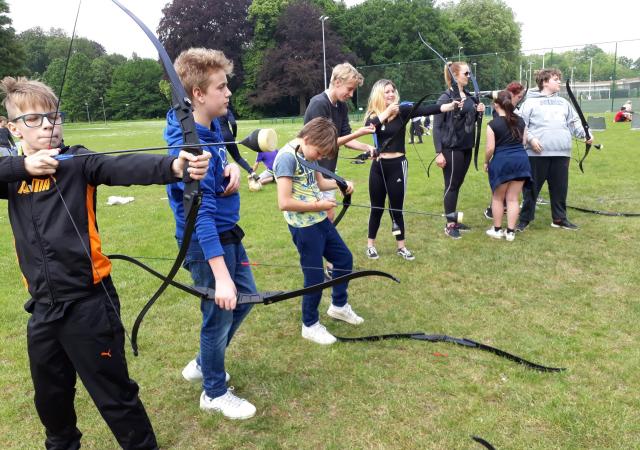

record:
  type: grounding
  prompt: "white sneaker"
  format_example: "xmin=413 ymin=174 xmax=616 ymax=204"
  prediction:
xmin=396 ymin=247 xmax=415 ymax=261
xmin=366 ymin=246 xmax=379 ymax=259
xmin=199 ymin=388 xmax=255 ymax=420
xmin=505 ymin=231 xmax=515 ymax=242
xmin=327 ymin=303 xmax=364 ymax=325
xmin=486 ymin=228 xmax=505 ymax=239
xmin=182 ymin=359 xmax=230 ymax=383
xmin=301 ymin=322 xmax=337 ymax=345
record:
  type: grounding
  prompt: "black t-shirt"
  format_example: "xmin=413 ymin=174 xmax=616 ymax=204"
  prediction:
xmin=366 ymin=102 xmax=442 ymax=154
xmin=304 ymin=92 xmax=351 ymax=172
xmin=488 ymin=116 xmax=525 ymax=148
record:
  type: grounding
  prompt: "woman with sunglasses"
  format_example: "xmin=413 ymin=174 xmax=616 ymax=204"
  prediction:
xmin=364 ymin=79 xmax=459 ymax=260
xmin=432 ymin=62 xmax=485 ymax=239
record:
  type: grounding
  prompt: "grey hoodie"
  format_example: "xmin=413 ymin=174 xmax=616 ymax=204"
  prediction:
xmin=519 ymin=90 xmax=586 ymax=157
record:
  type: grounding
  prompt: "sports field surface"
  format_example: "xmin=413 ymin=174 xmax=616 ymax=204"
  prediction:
xmin=1 ymin=116 xmax=638 ymax=449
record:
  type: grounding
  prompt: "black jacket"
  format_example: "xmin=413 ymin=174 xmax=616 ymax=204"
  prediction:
xmin=0 ymin=146 xmax=178 ymax=304
xmin=432 ymin=88 xmax=479 ymax=152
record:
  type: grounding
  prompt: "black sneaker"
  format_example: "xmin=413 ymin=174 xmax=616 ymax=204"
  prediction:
xmin=516 ymin=221 xmax=529 ymax=232
xmin=444 ymin=224 xmax=461 ymax=239
xmin=454 ymin=222 xmax=471 ymax=232
xmin=551 ymin=219 xmax=579 ymax=230
xmin=484 ymin=207 xmax=493 ymax=219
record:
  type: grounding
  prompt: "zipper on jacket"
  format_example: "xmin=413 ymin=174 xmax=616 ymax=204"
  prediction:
xmin=30 ymin=193 xmax=56 ymax=306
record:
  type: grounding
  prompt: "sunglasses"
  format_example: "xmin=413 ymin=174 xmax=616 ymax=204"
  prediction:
xmin=463 ymin=71 xmax=471 ymax=77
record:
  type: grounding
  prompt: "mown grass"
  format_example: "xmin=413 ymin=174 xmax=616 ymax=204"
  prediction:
xmin=1 ymin=116 xmax=639 ymax=449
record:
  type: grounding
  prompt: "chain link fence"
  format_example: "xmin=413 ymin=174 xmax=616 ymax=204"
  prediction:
xmin=356 ymin=39 xmax=640 ymax=114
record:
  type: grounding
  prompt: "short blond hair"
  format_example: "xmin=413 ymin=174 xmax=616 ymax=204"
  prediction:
xmin=0 ymin=77 xmax=58 ymax=118
xmin=330 ymin=62 xmax=364 ymax=87
xmin=298 ymin=117 xmax=338 ymax=159
xmin=174 ymin=48 xmax=233 ymax=101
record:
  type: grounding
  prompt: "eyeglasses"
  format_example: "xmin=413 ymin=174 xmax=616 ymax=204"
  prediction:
xmin=10 ymin=112 xmax=65 ymax=128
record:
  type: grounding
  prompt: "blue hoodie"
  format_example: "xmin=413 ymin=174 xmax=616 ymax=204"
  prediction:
xmin=164 ymin=109 xmax=240 ymax=260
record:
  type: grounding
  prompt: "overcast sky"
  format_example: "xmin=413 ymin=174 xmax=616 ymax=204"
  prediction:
xmin=7 ymin=0 xmax=640 ymax=60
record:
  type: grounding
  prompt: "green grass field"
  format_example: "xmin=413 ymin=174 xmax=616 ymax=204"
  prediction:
xmin=1 ymin=116 xmax=639 ymax=449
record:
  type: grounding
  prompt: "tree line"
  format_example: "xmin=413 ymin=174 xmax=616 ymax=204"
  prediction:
xmin=1 ymin=0 xmax=638 ymax=121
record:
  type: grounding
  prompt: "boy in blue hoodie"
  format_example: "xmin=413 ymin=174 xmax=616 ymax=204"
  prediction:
xmin=164 ymin=48 xmax=256 ymax=420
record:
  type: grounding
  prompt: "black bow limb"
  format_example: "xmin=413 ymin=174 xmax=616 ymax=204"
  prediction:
xmin=565 ymin=79 xmax=595 ymax=173
xmin=335 ymin=332 xmax=565 ymax=372
xmin=109 ymin=254 xmax=399 ymax=306
xmin=111 ymin=0 xmax=203 ymax=356
xmin=295 ymin=153 xmax=352 ymax=227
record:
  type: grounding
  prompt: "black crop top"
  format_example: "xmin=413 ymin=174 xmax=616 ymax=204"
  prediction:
xmin=365 ymin=102 xmax=442 ymax=154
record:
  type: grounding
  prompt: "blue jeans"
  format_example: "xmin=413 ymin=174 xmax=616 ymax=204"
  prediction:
xmin=182 ymin=240 xmax=255 ymax=399
xmin=288 ymin=218 xmax=353 ymax=326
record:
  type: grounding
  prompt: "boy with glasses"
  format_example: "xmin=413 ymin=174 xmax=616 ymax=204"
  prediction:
xmin=0 ymin=76 xmax=210 ymax=449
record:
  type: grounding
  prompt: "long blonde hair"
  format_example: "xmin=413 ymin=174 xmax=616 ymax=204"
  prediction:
xmin=365 ymin=79 xmax=399 ymax=121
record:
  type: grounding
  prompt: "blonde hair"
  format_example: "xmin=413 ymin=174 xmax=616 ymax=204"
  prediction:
xmin=365 ymin=79 xmax=399 ymax=120
xmin=174 ymin=48 xmax=233 ymax=101
xmin=444 ymin=62 xmax=467 ymax=90
xmin=0 ymin=77 xmax=58 ymax=118
xmin=330 ymin=62 xmax=364 ymax=87
xmin=297 ymin=117 xmax=338 ymax=159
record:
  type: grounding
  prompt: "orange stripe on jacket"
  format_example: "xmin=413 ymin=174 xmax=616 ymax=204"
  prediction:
xmin=86 ymin=185 xmax=112 ymax=283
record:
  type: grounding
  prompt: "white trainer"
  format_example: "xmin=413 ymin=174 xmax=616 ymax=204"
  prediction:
xmin=486 ymin=228 xmax=505 ymax=239
xmin=327 ymin=303 xmax=364 ymax=325
xmin=199 ymin=388 xmax=256 ymax=420
xmin=301 ymin=322 xmax=337 ymax=345
xmin=182 ymin=359 xmax=230 ymax=383
xmin=505 ymin=231 xmax=515 ymax=242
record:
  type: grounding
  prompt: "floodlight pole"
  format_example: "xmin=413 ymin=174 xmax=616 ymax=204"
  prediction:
xmin=99 ymin=96 xmax=107 ymax=125
xmin=320 ymin=15 xmax=329 ymax=90
xmin=458 ymin=46 xmax=463 ymax=60
xmin=588 ymin=57 xmax=593 ymax=100
xmin=85 ymin=102 xmax=91 ymax=123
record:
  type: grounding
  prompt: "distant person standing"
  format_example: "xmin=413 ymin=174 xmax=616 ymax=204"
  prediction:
xmin=0 ymin=116 xmax=17 ymax=156
xmin=218 ymin=105 xmax=256 ymax=178
xmin=304 ymin=62 xmax=376 ymax=222
xmin=517 ymin=68 xmax=592 ymax=232
xmin=409 ymin=116 xmax=424 ymax=144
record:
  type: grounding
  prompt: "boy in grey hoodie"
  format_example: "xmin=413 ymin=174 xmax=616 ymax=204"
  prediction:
xmin=517 ymin=68 xmax=592 ymax=231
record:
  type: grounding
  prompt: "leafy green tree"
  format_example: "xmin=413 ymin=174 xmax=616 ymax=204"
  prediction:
xmin=442 ymin=0 xmax=521 ymax=89
xmin=336 ymin=0 xmax=457 ymax=103
xmin=61 ymin=53 xmax=94 ymax=122
xmin=252 ymin=0 xmax=354 ymax=115
xmin=157 ymin=0 xmax=253 ymax=92
xmin=106 ymin=59 xmax=168 ymax=120
xmin=0 ymin=0 xmax=27 ymax=77
xmin=19 ymin=26 xmax=106 ymax=77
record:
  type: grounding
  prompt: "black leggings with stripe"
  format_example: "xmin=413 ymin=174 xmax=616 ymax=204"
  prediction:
xmin=368 ymin=155 xmax=408 ymax=241
xmin=442 ymin=148 xmax=472 ymax=215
